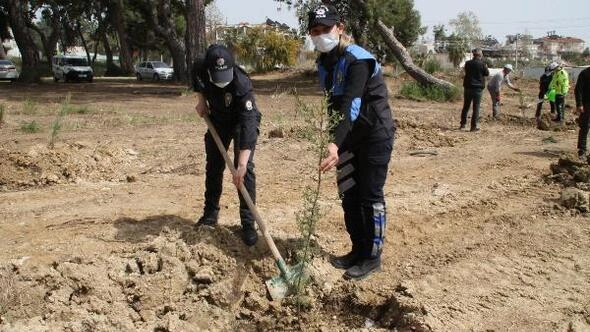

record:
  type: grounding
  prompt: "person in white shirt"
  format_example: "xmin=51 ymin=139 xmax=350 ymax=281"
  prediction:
xmin=487 ymin=64 xmax=521 ymax=118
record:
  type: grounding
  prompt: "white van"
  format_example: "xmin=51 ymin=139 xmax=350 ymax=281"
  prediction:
xmin=52 ymin=55 xmax=94 ymax=82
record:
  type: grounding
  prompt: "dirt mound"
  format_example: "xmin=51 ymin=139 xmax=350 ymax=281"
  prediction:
xmin=548 ymin=154 xmax=590 ymax=188
xmin=0 ymin=143 xmax=136 ymax=191
xmin=0 ymin=227 xmax=430 ymax=331
xmin=396 ymin=119 xmax=465 ymax=149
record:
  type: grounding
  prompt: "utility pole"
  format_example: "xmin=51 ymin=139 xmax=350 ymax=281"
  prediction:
xmin=514 ymin=33 xmax=521 ymax=69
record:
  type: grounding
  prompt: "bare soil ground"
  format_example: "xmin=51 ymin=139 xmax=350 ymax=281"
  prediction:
xmin=0 ymin=72 xmax=589 ymax=331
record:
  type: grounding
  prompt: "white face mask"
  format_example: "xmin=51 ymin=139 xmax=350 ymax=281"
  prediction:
xmin=213 ymin=81 xmax=230 ymax=88
xmin=312 ymin=31 xmax=339 ymax=53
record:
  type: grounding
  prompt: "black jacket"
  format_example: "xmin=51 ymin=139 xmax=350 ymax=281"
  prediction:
xmin=462 ymin=58 xmax=489 ymax=89
xmin=192 ymin=62 xmax=261 ymax=150
xmin=575 ymin=67 xmax=590 ymax=108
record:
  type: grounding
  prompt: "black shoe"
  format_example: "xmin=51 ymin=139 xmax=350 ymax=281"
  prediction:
xmin=241 ymin=226 xmax=258 ymax=246
xmin=343 ymin=257 xmax=381 ymax=280
xmin=195 ymin=210 xmax=218 ymax=227
xmin=459 ymin=125 xmax=466 ymax=130
xmin=551 ymin=117 xmax=561 ymax=122
xmin=470 ymin=127 xmax=480 ymax=132
xmin=330 ymin=251 xmax=359 ymax=270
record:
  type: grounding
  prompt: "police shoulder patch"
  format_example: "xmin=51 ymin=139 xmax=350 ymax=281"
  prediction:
xmin=245 ymin=100 xmax=253 ymax=111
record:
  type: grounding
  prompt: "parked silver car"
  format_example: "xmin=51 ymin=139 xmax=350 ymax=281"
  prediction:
xmin=135 ymin=61 xmax=174 ymax=81
xmin=0 ymin=60 xmax=19 ymax=81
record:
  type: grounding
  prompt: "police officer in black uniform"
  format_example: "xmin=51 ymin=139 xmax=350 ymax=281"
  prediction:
xmin=308 ymin=4 xmax=395 ymax=279
xmin=192 ymin=44 xmax=261 ymax=246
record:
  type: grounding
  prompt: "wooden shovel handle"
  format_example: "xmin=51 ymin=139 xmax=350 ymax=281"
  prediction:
xmin=202 ymin=113 xmax=285 ymax=264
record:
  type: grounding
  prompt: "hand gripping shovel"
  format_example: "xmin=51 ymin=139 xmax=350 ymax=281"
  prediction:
xmin=202 ymin=113 xmax=304 ymax=300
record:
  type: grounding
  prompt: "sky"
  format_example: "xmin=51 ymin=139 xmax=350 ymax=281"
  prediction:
xmin=213 ymin=0 xmax=590 ymax=45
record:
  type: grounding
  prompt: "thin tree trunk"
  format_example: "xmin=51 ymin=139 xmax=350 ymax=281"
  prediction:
xmin=185 ymin=0 xmax=206 ymax=85
xmin=350 ymin=0 xmax=455 ymax=89
xmin=0 ymin=44 xmax=6 ymax=59
xmin=375 ymin=20 xmax=455 ymax=89
xmin=76 ymin=20 xmax=92 ymax=64
xmin=6 ymin=0 xmax=40 ymax=82
xmin=112 ymin=0 xmax=133 ymax=74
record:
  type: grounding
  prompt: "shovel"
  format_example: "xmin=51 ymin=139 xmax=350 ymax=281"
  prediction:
xmin=201 ymin=113 xmax=305 ymax=300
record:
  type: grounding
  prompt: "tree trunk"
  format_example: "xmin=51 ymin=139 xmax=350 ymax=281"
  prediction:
xmin=28 ymin=4 xmax=60 ymax=65
xmin=112 ymin=0 xmax=134 ymax=74
xmin=350 ymin=0 xmax=455 ymax=90
xmin=375 ymin=20 xmax=455 ymax=89
xmin=144 ymin=0 xmax=187 ymax=81
xmin=76 ymin=21 xmax=92 ymax=64
xmin=102 ymin=32 xmax=113 ymax=66
xmin=185 ymin=0 xmax=206 ymax=85
xmin=6 ymin=0 xmax=40 ymax=82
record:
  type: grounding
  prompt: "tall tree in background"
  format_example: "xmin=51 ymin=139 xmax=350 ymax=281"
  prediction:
xmin=27 ymin=1 xmax=62 ymax=64
xmin=5 ymin=0 xmax=41 ymax=82
xmin=449 ymin=11 xmax=482 ymax=49
xmin=112 ymin=0 xmax=133 ymax=74
xmin=185 ymin=0 xmax=206 ymax=84
xmin=136 ymin=0 xmax=187 ymax=81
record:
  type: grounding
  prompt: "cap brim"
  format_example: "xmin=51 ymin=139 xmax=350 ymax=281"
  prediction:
xmin=209 ymin=68 xmax=233 ymax=84
xmin=308 ymin=18 xmax=337 ymax=30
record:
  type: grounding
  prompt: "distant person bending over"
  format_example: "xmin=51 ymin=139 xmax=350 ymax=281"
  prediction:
xmin=460 ymin=48 xmax=489 ymax=132
xmin=535 ymin=62 xmax=558 ymax=127
xmin=575 ymin=66 xmax=590 ymax=159
xmin=487 ymin=64 xmax=521 ymax=118
xmin=192 ymin=44 xmax=261 ymax=246
xmin=549 ymin=62 xmax=570 ymax=124
xmin=308 ymin=4 xmax=395 ymax=280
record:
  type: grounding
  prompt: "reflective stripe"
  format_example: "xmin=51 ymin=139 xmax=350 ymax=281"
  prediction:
xmin=350 ymin=97 xmax=361 ymax=122
xmin=337 ymin=163 xmax=355 ymax=180
xmin=337 ymin=151 xmax=354 ymax=166
xmin=370 ymin=202 xmax=386 ymax=258
xmin=338 ymin=177 xmax=356 ymax=195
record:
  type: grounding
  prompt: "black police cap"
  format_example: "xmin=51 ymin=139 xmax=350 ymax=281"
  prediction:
xmin=205 ymin=44 xmax=235 ymax=83
xmin=307 ymin=4 xmax=340 ymax=31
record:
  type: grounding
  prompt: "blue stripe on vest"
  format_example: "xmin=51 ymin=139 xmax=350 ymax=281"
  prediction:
xmin=350 ymin=97 xmax=361 ymax=122
xmin=317 ymin=44 xmax=381 ymax=124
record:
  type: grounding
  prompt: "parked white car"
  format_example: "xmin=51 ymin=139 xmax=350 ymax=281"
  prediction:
xmin=0 ymin=60 xmax=19 ymax=82
xmin=52 ymin=55 xmax=93 ymax=82
xmin=135 ymin=61 xmax=174 ymax=81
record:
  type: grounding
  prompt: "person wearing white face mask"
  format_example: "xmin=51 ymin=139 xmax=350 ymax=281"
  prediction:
xmin=308 ymin=4 xmax=396 ymax=280
xmin=192 ymin=44 xmax=261 ymax=246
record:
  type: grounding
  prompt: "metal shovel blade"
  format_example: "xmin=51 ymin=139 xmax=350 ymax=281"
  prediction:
xmin=265 ymin=261 xmax=307 ymax=301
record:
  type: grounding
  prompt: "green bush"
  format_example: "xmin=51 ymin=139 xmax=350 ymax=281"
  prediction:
xmin=399 ymin=81 xmax=461 ymax=102
xmin=423 ymin=58 xmax=441 ymax=74
xmin=225 ymin=27 xmax=302 ymax=73
xmin=20 ymin=121 xmax=41 ymax=133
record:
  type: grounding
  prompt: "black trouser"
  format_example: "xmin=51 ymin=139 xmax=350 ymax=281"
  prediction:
xmin=460 ymin=87 xmax=483 ymax=129
xmin=337 ymin=136 xmax=393 ymax=259
xmin=578 ymin=106 xmax=590 ymax=154
xmin=535 ymin=91 xmax=555 ymax=118
xmin=203 ymin=123 xmax=256 ymax=228
xmin=555 ymin=94 xmax=566 ymax=121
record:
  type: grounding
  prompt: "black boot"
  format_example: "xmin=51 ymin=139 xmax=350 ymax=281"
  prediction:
xmin=344 ymin=257 xmax=382 ymax=280
xmin=195 ymin=209 xmax=219 ymax=227
xmin=330 ymin=250 xmax=359 ymax=270
xmin=241 ymin=224 xmax=258 ymax=246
